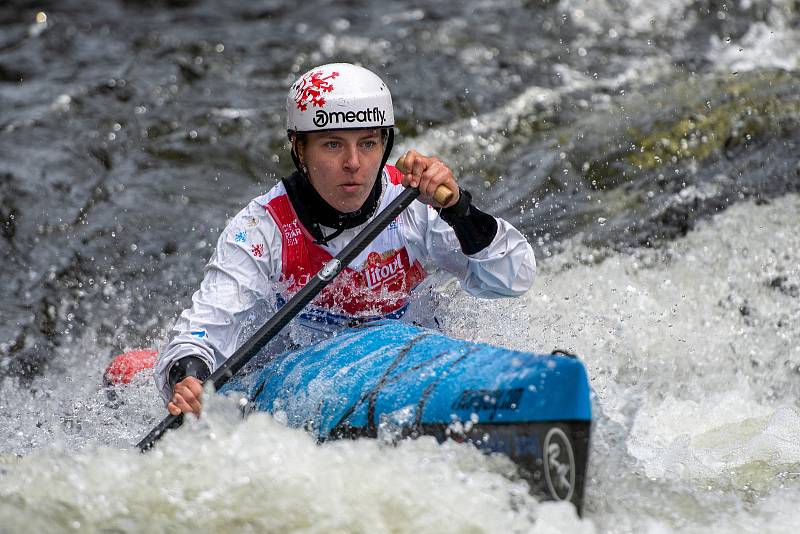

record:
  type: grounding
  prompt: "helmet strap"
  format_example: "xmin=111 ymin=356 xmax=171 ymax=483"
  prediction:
xmin=378 ymin=128 xmax=394 ymax=178
xmin=288 ymin=132 xmax=308 ymax=177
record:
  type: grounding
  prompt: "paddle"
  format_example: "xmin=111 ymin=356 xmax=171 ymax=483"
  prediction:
xmin=136 ymin=158 xmax=453 ymax=451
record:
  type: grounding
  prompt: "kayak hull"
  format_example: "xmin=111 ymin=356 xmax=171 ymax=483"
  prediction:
xmin=220 ymin=320 xmax=592 ymax=512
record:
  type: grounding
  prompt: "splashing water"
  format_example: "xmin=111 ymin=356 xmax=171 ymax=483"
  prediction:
xmin=3 ymin=192 xmax=798 ymax=533
xmin=3 ymin=0 xmax=800 ymax=531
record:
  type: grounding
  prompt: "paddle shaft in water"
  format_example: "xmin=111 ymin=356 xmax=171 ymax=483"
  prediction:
xmin=136 ymin=179 xmax=452 ymax=451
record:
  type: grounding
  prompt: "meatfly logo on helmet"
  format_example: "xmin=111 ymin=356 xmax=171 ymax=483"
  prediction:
xmin=293 ymin=70 xmax=339 ymax=111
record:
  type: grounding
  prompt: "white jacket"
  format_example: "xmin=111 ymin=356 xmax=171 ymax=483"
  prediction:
xmin=154 ymin=168 xmax=536 ymax=401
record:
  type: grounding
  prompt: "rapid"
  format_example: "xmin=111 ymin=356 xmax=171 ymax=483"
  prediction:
xmin=1 ymin=0 xmax=799 ymax=532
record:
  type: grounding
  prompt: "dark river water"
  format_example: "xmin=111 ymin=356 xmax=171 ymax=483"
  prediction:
xmin=1 ymin=0 xmax=799 ymax=532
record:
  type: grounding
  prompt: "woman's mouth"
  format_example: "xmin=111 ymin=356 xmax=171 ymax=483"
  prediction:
xmin=339 ymin=183 xmax=362 ymax=193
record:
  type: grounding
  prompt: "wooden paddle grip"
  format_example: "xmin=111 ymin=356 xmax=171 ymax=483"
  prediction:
xmin=395 ymin=155 xmax=455 ymax=206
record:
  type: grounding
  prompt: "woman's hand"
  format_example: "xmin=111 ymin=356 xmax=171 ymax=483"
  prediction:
xmin=168 ymin=376 xmax=204 ymax=416
xmin=397 ymin=150 xmax=460 ymax=209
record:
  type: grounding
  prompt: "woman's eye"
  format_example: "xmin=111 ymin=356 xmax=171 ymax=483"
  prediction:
xmin=361 ymin=140 xmax=377 ymax=149
xmin=325 ymin=141 xmax=340 ymax=149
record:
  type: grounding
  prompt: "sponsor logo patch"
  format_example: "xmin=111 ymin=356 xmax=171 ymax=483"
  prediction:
xmin=282 ymin=221 xmax=302 ymax=247
xmin=234 ymin=231 xmax=247 ymax=243
xmin=312 ymin=107 xmax=387 ymax=128
xmin=362 ymin=249 xmax=407 ymax=290
xmin=252 ymin=243 xmax=264 ymax=257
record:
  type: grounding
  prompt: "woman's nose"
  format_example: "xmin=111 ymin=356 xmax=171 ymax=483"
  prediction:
xmin=342 ymin=144 xmax=360 ymax=171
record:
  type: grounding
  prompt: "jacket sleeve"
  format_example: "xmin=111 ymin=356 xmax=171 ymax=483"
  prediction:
xmin=154 ymin=202 xmax=282 ymax=403
xmin=402 ymin=199 xmax=536 ymax=298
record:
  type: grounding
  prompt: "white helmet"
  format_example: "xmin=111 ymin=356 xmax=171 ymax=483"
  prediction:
xmin=286 ymin=63 xmax=395 ymax=133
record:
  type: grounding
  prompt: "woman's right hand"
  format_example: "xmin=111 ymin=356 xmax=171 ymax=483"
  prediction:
xmin=168 ymin=376 xmax=204 ymax=416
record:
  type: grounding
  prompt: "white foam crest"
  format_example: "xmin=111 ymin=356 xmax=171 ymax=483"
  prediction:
xmin=628 ymin=386 xmax=800 ymax=481
xmin=433 ymin=194 xmax=800 ymax=530
xmin=0 ymin=322 xmax=167 ymax=455
xmin=526 ymin=194 xmax=799 ymax=389
xmin=0 ymin=398 xmax=595 ymax=533
xmin=642 ymin=481 xmax=800 ymax=534
xmin=557 ymin=0 xmax=695 ymax=35
xmin=708 ymin=21 xmax=800 ymax=73
xmin=394 ymin=56 xmax=669 ymax=167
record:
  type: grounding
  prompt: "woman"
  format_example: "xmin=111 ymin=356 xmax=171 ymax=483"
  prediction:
xmin=156 ymin=63 xmax=536 ymax=416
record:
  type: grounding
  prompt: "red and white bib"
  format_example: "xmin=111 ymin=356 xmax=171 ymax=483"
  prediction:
xmin=260 ymin=165 xmax=427 ymax=328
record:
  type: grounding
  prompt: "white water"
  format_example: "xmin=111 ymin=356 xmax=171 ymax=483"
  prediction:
xmin=560 ymin=0 xmax=800 ymax=74
xmin=430 ymin=193 xmax=800 ymax=531
xmin=2 ymin=190 xmax=798 ymax=532
xmin=3 ymin=0 xmax=799 ymax=530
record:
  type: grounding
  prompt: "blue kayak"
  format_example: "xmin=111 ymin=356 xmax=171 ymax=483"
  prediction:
xmin=220 ymin=320 xmax=592 ymax=512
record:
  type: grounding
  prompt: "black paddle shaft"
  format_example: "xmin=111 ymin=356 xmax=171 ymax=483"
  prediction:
xmin=136 ymin=186 xmax=421 ymax=452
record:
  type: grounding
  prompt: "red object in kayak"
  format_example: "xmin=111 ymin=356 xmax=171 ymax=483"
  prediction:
xmin=103 ymin=348 xmax=158 ymax=385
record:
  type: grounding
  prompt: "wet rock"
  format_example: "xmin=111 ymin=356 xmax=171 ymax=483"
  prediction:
xmin=718 ymin=294 xmax=756 ymax=325
xmin=0 ymin=172 xmax=21 ymax=242
xmin=0 ymin=62 xmax=25 ymax=82
xmin=176 ymin=57 xmax=206 ymax=82
xmin=0 ymin=199 xmax=16 ymax=241
xmin=162 ymin=240 xmax=178 ymax=255
xmin=91 ymin=78 xmax=135 ymax=103
xmin=3 ymin=346 xmax=48 ymax=380
xmin=768 ymin=276 xmax=800 ymax=298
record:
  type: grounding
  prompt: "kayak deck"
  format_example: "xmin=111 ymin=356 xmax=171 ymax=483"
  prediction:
xmin=220 ymin=320 xmax=592 ymax=512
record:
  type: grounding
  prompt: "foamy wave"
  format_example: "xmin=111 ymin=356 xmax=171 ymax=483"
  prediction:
xmin=709 ymin=21 xmax=800 ymax=73
xmin=0 ymin=404 xmax=594 ymax=533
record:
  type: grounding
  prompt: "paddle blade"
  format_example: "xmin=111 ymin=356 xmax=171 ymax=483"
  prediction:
xmin=103 ymin=348 xmax=158 ymax=386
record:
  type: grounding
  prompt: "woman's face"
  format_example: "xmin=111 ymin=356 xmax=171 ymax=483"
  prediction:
xmin=296 ymin=129 xmax=384 ymax=213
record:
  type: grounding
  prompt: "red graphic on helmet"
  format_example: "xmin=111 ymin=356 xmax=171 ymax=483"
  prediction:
xmin=293 ymin=70 xmax=339 ymax=111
